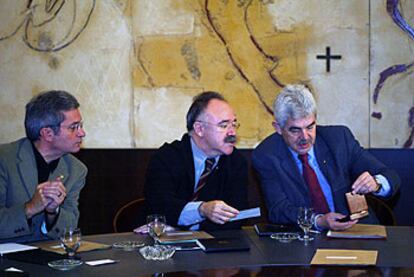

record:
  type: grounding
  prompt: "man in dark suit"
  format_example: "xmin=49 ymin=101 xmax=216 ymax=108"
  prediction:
xmin=145 ymin=91 xmax=248 ymax=231
xmin=0 ymin=90 xmax=87 ymax=242
xmin=252 ymin=84 xmax=399 ymax=231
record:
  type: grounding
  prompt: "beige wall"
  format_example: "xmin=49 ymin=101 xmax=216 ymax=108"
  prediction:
xmin=0 ymin=0 xmax=413 ymax=148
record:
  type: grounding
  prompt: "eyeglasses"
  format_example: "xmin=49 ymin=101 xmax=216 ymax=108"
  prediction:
xmin=196 ymin=120 xmax=240 ymax=131
xmin=60 ymin=121 xmax=84 ymax=132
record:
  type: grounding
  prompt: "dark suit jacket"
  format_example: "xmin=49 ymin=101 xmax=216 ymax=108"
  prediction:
xmin=144 ymin=134 xmax=248 ymax=231
xmin=252 ymin=125 xmax=400 ymax=225
xmin=0 ymin=138 xmax=87 ymax=243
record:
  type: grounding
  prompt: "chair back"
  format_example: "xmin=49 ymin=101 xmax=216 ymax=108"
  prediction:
xmin=113 ymin=198 xmax=146 ymax=233
xmin=366 ymin=195 xmax=396 ymax=226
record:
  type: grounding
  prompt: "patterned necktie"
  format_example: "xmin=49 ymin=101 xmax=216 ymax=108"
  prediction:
xmin=192 ymin=158 xmax=215 ymax=201
xmin=298 ymin=154 xmax=329 ymax=214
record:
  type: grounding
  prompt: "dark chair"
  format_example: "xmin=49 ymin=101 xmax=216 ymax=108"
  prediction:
xmin=113 ymin=198 xmax=146 ymax=233
xmin=366 ymin=195 xmax=396 ymax=226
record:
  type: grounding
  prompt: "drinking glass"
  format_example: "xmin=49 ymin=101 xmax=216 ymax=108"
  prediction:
xmin=60 ymin=227 xmax=82 ymax=257
xmin=297 ymin=207 xmax=315 ymax=244
xmin=48 ymin=227 xmax=83 ymax=270
xmin=147 ymin=214 xmax=166 ymax=245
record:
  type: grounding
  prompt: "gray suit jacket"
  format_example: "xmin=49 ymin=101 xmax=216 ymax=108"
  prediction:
xmin=252 ymin=125 xmax=400 ymax=225
xmin=0 ymin=138 xmax=87 ymax=242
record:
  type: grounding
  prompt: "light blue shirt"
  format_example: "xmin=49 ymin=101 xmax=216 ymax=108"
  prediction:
xmin=177 ymin=137 xmax=218 ymax=229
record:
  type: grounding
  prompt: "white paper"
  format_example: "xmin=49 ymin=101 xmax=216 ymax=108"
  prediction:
xmin=5 ymin=267 xmax=24 ymax=272
xmin=0 ymin=243 xmax=38 ymax=255
xmin=229 ymin=207 xmax=261 ymax=222
xmin=86 ymin=259 xmax=118 ymax=266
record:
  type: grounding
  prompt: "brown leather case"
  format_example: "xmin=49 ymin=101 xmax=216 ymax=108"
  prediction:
xmin=345 ymin=192 xmax=369 ymax=220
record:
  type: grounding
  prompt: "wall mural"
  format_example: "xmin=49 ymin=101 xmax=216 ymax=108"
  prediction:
xmin=0 ymin=0 xmax=412 ymax=149
xmin=0 ymin=0 xmax=95 ymax=52
xmin=371 ymin=0 xmax=413 ymax=147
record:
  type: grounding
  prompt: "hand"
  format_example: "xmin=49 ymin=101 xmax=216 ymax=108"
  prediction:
xmin=24 ymin=182 xmax=51 ymax=218
xmin=198 ymin=200 xmax=239 ymax=224
xmin=316 ymin=212 xmax=358 ymax=231
xmin=352 ymin=171 xmax=379 ymax=195
xmin=42 ymin=178 xmax=66 ymax=213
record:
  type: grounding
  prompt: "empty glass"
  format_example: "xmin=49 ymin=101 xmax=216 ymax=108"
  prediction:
xmin=297 ymin=207 xmax=315 ymax=244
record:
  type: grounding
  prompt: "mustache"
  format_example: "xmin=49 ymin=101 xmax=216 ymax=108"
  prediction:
xmin=298 ymin=138 xmax=309 ymax=146
xmin=224 ymin=135 xmax=237 ymax=143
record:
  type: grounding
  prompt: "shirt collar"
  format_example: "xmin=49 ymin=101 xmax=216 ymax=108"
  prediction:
xmin=288 ymin=146 xmax=316 ymax=164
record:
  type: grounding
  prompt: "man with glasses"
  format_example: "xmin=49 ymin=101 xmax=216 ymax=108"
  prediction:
xmin=0 ymin=90 xmax=87 ymax=242
xmin=144 ymin=91 xmax=248 ymax=231
xmin=252 ymin=84 xmax=400 ymax=231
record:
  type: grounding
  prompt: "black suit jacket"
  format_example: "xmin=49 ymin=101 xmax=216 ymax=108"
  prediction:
xmin=144 ymin=134 xmax=248 ymax=231
xmin=252 ymin=125 xmax=400 ymax=225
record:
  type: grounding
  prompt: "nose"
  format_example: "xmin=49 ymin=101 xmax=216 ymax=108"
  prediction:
xmin=77 ymin=126 xmax=86 ymax=137
xmin=227 ymin=125 xmax=237 ymax=136
xmin=300 ymin=128 xmax=310 ymax=140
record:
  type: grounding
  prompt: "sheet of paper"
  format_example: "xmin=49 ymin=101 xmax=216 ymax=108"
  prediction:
xmin=86 ymin=259 xmax=119 ymax=266
xmin=0 ymin=243 xmax=38 ymax=255
xmin=229 ymin=207 xmax=261 ymax=222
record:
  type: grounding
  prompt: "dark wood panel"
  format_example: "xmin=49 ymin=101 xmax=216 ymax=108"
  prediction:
xmin=74 ymin=149 xmax=413 ymax=235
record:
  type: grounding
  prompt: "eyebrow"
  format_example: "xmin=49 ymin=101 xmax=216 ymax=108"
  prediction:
xmin=217 ymin=119 xmax=237 ymax=124
xmin=288 ymin=121 xmax=316 ymax=132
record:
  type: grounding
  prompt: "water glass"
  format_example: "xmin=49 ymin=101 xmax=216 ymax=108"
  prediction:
xmin=297 ymin=207 xmax=315 ymax=244
xmin=147 ymin=214 xmax=166 ymax=244
xmin=60 ymin=227 xmax=81 ymax=257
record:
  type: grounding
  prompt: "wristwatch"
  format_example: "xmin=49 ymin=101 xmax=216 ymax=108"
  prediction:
xmin=374 ymin=176 xmax=382 ymax=193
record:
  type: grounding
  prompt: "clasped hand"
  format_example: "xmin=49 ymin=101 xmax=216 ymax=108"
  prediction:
xmin=25 ymin=178 xmax=66 ymax=218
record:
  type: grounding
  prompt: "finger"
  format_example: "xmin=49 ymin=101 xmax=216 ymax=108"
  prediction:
xmin=218 ymin=203 xmax=239 ymax=215
xmin=351 ymin=172 xmax=370 ymax=191
xmin=42 ymin=185 xmax=66 ymax=199
xmin=46 ymin=181 xmax=66 ymax=191
xmin=212 ymin=216 xmax=226 ymax=224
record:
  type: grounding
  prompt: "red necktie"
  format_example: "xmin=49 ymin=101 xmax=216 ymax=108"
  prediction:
xmin=192 ymin=158 xmax=215 ymax=201
xmin=298 ymin=154 xmax=329 ymax=214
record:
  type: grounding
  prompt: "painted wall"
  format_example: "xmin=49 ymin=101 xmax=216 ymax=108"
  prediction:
xmin=0 ymin=0 xmax=412 ymax=148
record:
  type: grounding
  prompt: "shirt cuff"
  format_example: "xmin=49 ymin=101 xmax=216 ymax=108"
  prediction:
xmin=313 ymin=213 xmax=325 ymax=231
xmin=373 ymin=174 xmax=391 ymax=197
xmin=41 ymin=221 xmax=47 ymax=235
xmin=177 ymin=201 xmax=205 ymax=226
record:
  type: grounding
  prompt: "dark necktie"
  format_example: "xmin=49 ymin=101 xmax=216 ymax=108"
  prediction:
xmin=298 ymin=154 xmax=329 ymax=214
xmin=192 ymin=158 xmax=215 ymax=201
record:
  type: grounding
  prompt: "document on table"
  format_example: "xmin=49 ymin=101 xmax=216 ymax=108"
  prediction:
xmin=0 ymin=243 xmax=38 ymax=255
xmin=229 ymin=207 xmax=261 ymax=222
xmin=311 ymin=249 xmax=378 ymax=265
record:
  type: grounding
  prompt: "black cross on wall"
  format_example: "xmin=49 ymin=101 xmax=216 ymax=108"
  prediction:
xmin=316 ymin=47 xmax=342 ymax=72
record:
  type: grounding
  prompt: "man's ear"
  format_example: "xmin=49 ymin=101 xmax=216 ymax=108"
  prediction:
xmin=39 ymin=127 xmax=55 ymax=142
xmin=272 ymin=121 xmax=282 ymax=135
xmin=192 ymin=121 xmax=204 ymax=137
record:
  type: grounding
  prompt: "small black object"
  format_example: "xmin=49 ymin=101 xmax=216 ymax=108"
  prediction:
xmin=254 ymin=223 xmax=300 ymax=236
xmin=336 ymin=215 xmax=351 ymax=223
